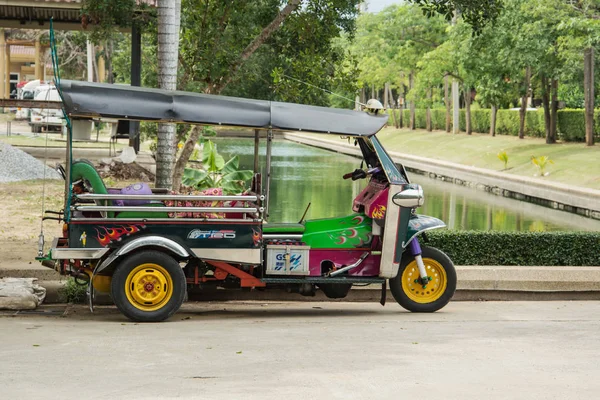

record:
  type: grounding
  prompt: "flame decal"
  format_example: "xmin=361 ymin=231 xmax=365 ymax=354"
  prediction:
xmin=371 ymin=205 xmax=386 ymax=219
xmin=336 ymin=236 xmax=347 ymax=245
xmin=346 ymin=228 xmax=358 ymax=238
xmin=252 ymin=229 xmax=262 ymax=246
xmin=94 ymin=224 xmax=145 ymax=247
xmin=351 ymin=215 xmax=364 ymax=225
xmin=95 ymin=228 xmax=111 ymax=247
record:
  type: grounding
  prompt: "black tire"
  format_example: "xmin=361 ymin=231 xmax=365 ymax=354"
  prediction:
xmin=111 ymin=250 xmax=186 ymax=322
xmin=389 ymin=245 xmax=456 ymax=313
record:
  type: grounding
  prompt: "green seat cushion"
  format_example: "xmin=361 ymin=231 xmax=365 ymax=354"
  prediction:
xmin=263 ymin=223 xmax=306 ymax=234
xmin=116 ymin=203 xmax=169 ymax=219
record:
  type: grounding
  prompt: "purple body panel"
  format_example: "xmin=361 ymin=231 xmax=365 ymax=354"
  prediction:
xmin=309 ymin=250 xmax=381 ymax=276
xmin=408 ymin=237 xmax=422 ymax=256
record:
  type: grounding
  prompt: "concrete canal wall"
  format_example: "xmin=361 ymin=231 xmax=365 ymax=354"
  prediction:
xmin=282 ymin=132 xmax=600 ymax=220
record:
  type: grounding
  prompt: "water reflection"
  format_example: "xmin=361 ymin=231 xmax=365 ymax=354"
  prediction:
xmin=212 ymin=137 xmax=600 ymax=232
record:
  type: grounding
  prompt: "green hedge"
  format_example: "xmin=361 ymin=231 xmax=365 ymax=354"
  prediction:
xmin=426 ymin=231 xmax=600 ymax=266
xmin=387 ymin=108 xmax=600 ymax=142
xmin=431 ymin=109 xmax=446 ymax=130
xmin=558 ymin=109 xmax=587 ymax=141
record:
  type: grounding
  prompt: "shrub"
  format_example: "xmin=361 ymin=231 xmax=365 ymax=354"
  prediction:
xmin=59 ymin=278 xmax=88 ymax=304
xmin=389 ymin=107 xmax=597 ymax=141
xmin=414 ymin=109 xmax=427 ymax=129
xmin=471 ymin=109 xmax=491 ymax=133
xmin=431 ymin=109 xmax=446 ymax=130
xmin=426 ymin=230 xmax=600 ymax=266
xmin=558 ymin=109 xmax=586 ymax=142
xmin=496 ymin=110 xmax=520 ymax=136
xmin=402 ymin=109 xmax=410 ymax=127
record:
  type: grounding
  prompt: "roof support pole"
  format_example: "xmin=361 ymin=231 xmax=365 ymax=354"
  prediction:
xmin=0 ymin=30 xmax=5 ymax=99
xmin=34 ymin=37 xmax=42 ymax=80
xmin=264 ymin=129 xmax=273 ymax=220
xmin=129 ymin=22 xmax=141 ymax=152
xmin=86 ymin=40 xmax=93 ymax=82
xmin=5 ymin=41 xmax=10 ymax=99
xmin=253 ymin=129 xmax=260 ymax=174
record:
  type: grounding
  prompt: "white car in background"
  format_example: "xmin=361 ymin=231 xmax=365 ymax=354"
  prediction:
xmin=15 ymin=79 xmax=44 ymax=120
xmin=29 ymin=85 xmax=63 ymax=133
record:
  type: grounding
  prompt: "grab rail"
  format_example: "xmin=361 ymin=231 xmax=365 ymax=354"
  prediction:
xmin=76 ymin=194 xmax=261 ymax=202
xmin=72 ymin=206 xmax=260 ymax=213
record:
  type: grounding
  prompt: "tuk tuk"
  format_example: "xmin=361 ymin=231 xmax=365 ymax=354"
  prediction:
xmin=38 ymin=80 xmax=456 ymax=322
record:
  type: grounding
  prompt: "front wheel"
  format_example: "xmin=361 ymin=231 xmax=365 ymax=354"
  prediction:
xmin=389 ymin=245 xmax=456 ymax=313
xmin=111 ymin=250 xmax=186 ymax=322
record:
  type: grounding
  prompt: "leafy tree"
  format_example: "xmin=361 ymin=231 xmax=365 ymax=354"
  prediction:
xmin=82 ymin=0 xmax=360 ymax=189
xmin=348 ymin=4 xmax=447 ymax=127
xmin=407 ymin=0 xmax=503 ymax=34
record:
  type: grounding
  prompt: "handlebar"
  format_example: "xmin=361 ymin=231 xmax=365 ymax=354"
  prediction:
xmin=343 ymin=167 xmax=380 ymax=181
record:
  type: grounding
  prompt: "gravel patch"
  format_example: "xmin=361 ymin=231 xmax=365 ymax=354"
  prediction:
xmin=0 ymin=141 xmax=62 ymax=183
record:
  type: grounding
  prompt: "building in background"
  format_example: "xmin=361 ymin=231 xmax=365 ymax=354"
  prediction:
xmin=1 ymin=38 xmax=52 ymax=98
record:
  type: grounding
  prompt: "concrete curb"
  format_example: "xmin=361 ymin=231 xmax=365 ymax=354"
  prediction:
xmin=3 ymin=265 xmax=600 ymax=304
xmin=282 ymin=132 xmax=600 ymax=218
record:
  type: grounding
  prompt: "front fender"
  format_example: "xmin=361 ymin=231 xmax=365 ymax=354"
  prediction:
xmin=405 ymin=214 xmax=446 ymax=247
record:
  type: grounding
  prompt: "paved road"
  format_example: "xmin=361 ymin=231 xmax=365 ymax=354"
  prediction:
xmin=1 ymin=301 xmax=599 ymax=400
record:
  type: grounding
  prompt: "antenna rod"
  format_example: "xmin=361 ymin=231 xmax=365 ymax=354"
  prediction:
xmin=282 ymin=74 xmax=367 ymax=107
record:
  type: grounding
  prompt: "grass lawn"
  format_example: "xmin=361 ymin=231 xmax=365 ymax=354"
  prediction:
xmin=375 ymin=128 xmax=600 ymax=190
xmin=0 ymin=130 xmax=126 ymax=148
xmin=0 ymin=132 xmax=153 ymax=152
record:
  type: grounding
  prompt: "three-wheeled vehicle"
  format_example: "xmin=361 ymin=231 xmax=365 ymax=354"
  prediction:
xmin=38 ymin=80 xmax=456 ymax=322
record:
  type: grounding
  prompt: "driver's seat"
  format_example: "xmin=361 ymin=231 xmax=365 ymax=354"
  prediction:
xmin=263 ymin=223 xmax=306 ymax=234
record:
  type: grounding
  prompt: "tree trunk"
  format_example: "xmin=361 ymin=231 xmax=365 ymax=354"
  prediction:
xmin=548 ymin=78 xmax=558 ymax=144
xmin=490 ymin=105 xmax=497 ymax=137
xmin=172 ymin=126 xmax=201 ymax=190
xmin=384 ymin=82 xmax=389 ymax=108
xmin=444 ymin=75 xmax=450 ymax=132
xmin=156 ymin=0 xmax=181 ymax=190
xmin=409 ymin=72 xmax=415 ymax=130
xmin=518 ymin=66 xmax=531 ymax=139
xmin=426 ymin=88 xmax=432 ymax=132
xmin=91 ymin=45 xmax=99 ymax=82
xmin=584 ymin=47 xmax=595 ymax=146
xmin=399 ymin=84 xmax=405 ymax=128
xmin=541 ymin=76 xmax=551 ymax=141
xmin=464 ymin=85 xmax=472 ymax=135
xmin=388 ymin=85 xmax=398 ymax=129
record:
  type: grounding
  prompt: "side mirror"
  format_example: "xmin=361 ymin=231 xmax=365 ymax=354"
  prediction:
xmin=392 ymin=184 xmax=424 ymax=208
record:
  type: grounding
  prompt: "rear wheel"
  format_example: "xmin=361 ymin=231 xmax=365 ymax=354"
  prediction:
xmin=389 ymin=245 xmax=456 ymax=312
xmin=111 ymin=250 xmax=186 ymax=322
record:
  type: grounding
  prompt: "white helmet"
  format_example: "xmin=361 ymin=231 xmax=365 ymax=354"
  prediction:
xmin=365 ymin=98 xmax=384 ymax=115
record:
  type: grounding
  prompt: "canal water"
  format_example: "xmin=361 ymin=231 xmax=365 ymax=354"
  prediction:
xmin=212 ymin=137 xmax=600 ymax=232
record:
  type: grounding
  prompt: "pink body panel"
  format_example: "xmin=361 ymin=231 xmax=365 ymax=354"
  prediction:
xmin=352 ymin=181 xmax=388 ymax=219
xmin=308 ymin=250 xmax=381 ymax=276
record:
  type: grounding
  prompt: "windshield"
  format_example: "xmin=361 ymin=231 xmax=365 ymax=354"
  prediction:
xmin=367 ymin=135 xmax=408 ymax=184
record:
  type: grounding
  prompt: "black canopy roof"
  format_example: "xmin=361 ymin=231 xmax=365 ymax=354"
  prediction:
xmin=58 ymin=80 xmax=388 ymax=136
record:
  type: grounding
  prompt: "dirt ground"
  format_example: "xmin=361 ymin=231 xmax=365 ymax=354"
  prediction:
xmin=0 ymin=180 xmax=64 ymax=265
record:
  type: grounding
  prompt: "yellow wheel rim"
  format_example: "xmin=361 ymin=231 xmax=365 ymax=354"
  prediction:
xmin=401 ymin=258 xmax=447 ymax=304
xmin=124 ymin=263 xmax=173 ymax=312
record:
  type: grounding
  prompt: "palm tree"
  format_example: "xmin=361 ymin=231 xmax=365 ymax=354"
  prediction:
xmin=155 ymin=0 xmax=181 ymax=189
